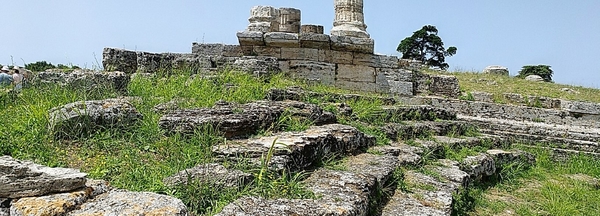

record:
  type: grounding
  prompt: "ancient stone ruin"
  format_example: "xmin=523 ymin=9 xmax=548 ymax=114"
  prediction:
xmin=101 ymin=1 xmax=459 ymax=98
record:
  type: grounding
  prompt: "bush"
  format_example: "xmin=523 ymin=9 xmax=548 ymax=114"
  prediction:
xmin=516 ymin=65 xmax=553 ymax=82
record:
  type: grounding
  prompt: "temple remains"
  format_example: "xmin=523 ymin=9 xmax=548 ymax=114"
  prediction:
xmin=102 ymin=1 xmax=459 ymax=97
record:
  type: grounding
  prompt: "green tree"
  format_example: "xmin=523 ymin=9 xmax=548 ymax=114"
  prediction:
xmin=397 ymin=25 xmax=457 ymax=70
xmin=25 ymin=61 xmax=56 ymax=72
xmin=516 ymin=65 xmax=553 ymax=82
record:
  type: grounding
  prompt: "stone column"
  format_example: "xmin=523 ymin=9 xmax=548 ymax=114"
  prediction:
xmin=330 ymin=0 xmax=370 ymax=38
xmin=279 ymin=8 xmax=301 ymax=33
xmin=247 ymin=6 xmax=280 ymax=33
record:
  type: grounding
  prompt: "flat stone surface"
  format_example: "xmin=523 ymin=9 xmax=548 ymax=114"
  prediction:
xmin=322 ymin=50 xmax=354 ymax=64
xmin=216 ymin=196 xmax=334 ymax=216
xmin=237 ymin=31 xmax=265 ymax=46
xmin=9 ymin=180 xmax=110 ymax=216
xmin=163 ymin=163 xmax=253 ymax=188
xmin=330 ymin=35 xmax=374 ymax=54
xmin=336 ymin=64 xmax=376 ymax=83
xmin=288 ymin=60 xmax=336 ymax=85
xmin=160 ymin=100 xmax=335 ymax=138
xmin=102 ymin=48 xmax=137 ymax=73
xmin=460 ymin=153 xmax=496 ymax=180
xmin=429 ymin=159 xmax=470 ymax=188
xmin=353 ymin=53 xmax=399 ymax=68
xmin=231 ymin=56 xmax=281 ymax=76
xmin=264 ymin=32 xmax=300 ymax=48
xmin=0 ymin=156 xmax=87 ymax=199
xmin=280 ymin=48 xmax=321 ymax=61
xmin=299 ymin=33 xmax=330 ymax=50
xmin=344 ymin=153 xmax=399 ymax=184
xmin=48 ymin=98 xmax=143 ymax=139
xmin=382 ymin=121 xmax=474 ymax=141
xmin=66 ymin=190 xmax=188 ymax=216
xmin=213 ymin=124 xmax=374 ymax=171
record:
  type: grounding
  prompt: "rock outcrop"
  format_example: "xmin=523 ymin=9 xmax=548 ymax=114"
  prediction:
xmin=49 ymin=98 xmax=143 ymax=139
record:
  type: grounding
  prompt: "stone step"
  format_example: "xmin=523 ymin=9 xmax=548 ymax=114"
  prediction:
xmin=460 ymin=115 xmax=600 ymax=143
xmin=217 ymin=153 xmax=399 ymax=215
xmin=266 ymin=87 xmax=397 ymax=105
xmin=518 ymin=144 xmax=600 ymax=161
xmin=381 ymin=170 xmax=457 ymax=216
xmin=380 ymin=105 xmax=456 ymax=121
xmin=382 ymin=121 xmax=477 ymax=141
xmin=482 ymin=130 xmax=600 ymax=153
xmin=212 ymin=124 xmax=375 ymax=172
xmin=159 ymin=100 xmax=336 ymax=138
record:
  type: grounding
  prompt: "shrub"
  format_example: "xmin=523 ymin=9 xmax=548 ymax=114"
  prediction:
xmin=516 ymin=65 xmax=553 ymax=82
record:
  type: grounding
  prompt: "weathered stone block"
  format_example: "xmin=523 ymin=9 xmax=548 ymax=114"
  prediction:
xmin=288 ymin=60 xmax=335 ymax=85
xmin=280 ymin=48 xmax=321 ymax=61
xmin=252 ymin=46 xmax=281 ymax=58
xmin=102 ymin=48 xmax=137 ymax=74
xmin=137 ymin=52 xmax=174 ymax=73
xmin=300 ymin=25 xmax=324 ymax=34
xmin=335 ymin=80 xmax=377 ymax=92
xmin=483 ymin=65 xmax=509 ymax=76
xmin=353 ymin=53 xmax=399 ymax=68
xmin=561 ymin=100 xmax=600 ymax=115
xmin=232 ymin=56 xmax=281 ymax=76
xmin=376 ymin=68 xmax=413 ymax=82
xmin=0 ymin=156 xmax=87 ymax=198
xmin=170 ymin=53 xmax=213 ymax=71
xmin=336 ymin=64 xmax=375 ymax=83
xmin=192 ymin=43 xmax=244 ymax=57
xmin=330 ymin=35 xmax=374 ymax=54
xmin=33 ymin=70 xmax=130 ymax=94
xmin=299 ymin=34 xmax=330 ymax=50
xmin=415 ymin=73 xmax=460 ymax=98
xmin=278 ymin=8 xmax=301 ymax=33
xmin=386 ymin=81 xmax=414 ymax=95
xmin=67 ymin=191 xmax=188 ymax=215
xmin=264 ymin=32 xmax=300 ymax=48
xmin=237 ymin=31 xmax=265 ymax=46
xmin=163 ymin=163 xmax=253 ymax=188
xmin=321 ymin=50 xmax=353 ymax=64
xmin=49 ymin=99 xmax=143 ymax=139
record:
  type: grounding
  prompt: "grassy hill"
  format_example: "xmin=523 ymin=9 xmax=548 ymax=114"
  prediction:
xmin=1 ymin=69 xmax=599 ymax=215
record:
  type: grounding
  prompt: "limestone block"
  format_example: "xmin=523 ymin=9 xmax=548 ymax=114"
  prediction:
xmin=335 ymin=80 xmax=377 ymax=92
xmin=280 ymin=48 xmax=321 ymax=61
xmin=336 ymin=64 xmax=375 ymax=83
xmin=321 ymin=50 xmax=353 ymax=64
xmin=67 ymin=191 xmax=188 ymax=215
xmin=264 ymin=32 xmax=300 ymax=48
xmin=330 ymin=35 xmax=374 ymax=54
xmin=483 ymin=65 xmax=509 ymax=76
xmin=353 ymin=53 xmax=399 ymax=68
xmin=237 ymin=31 xmax=265 ymax=46
xmin=460 ymin=153 xmax=496 ymax=180
xmin=247 ymin=6 xmax=280 ymax=32
xmin=278 ymin=60 xmax=290 ymax=72
xmin=299 ymin=33 xmax=331 ymax=50
xmin=376 ymin=68 xmax=413 ymax=82
xmin=252 ymin=46 xmax=282 ymax=58
xmin=300 ymin=25 xmax=324 ymax=34
xmin=192 ymin=43 xmax=244 ymax=57
xmin=33 ymin=70 xmax=130 ymax=94
xmin=48 ymin=99 xmax=143 ymax=139
xmin=288 ymin=60 xmax=335 ymax=85
xmin=231 ymin=56 xmax=281 ymax=76
xmin=163 ymin=163 xmax=253 ymax=188
xmin=278 ymin=8 xmax=301 ymax=33
xmin=525 ymin=75 xmax=544 ymax=82
xmin=137 ymin=52 xmax=174 ymax=73
xmin=102 ymin=48 xmax=137 ymax=74
xmin=387 ymin=81 xmax=414 ymax=95
xmin=561 ymin=100 xmax=600 ymax=115
xmin=0 ymin=156 xmax=87 ymax=199
xmin=170 ymin=53 xmax=213 ymax=71
xmin=469 ymin=91 xmax=495 ymax=102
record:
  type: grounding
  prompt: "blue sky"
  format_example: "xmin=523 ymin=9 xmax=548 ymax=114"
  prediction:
xmin=1 ymin=1 xmax=599 ymax=87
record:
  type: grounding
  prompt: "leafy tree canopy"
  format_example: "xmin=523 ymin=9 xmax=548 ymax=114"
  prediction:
xmin=516 ymin=65 xmax=553 ymax=82
xmin=397 ymin=25 xmax=457 ymax=70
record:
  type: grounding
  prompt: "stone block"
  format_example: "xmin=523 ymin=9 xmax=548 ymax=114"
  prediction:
xmin=288 ymin=60 xmax=335 ymax=85
xmin=301 ymin=25 xmax=324 ymax=34
xmin=280 ymin=48 xmax=321 ymax=61
xmin=137 ymin=52 xmax=174 ymax=73
xmin=278 ymin=8 xmax=301 ymax=33
xmin=353 ymin=53 xmax=399 ymax=68
xmin=237 ymin=31 xmax=265 ymax=46
xmin=264 ymin=32 xmax=300 ymax=48
xmin=376 ymin=68 xmax=413 ymax=82
xmin=330 ymin=35 xmax=374 ymax=54
xmin=386 ymin=81 xmax=414 ymax=95
xmin=278 ymin=60 xmax=290 ymax=72
xmin=170 ymin=53 xmax=213 ymax=71
xmin=335 ymin=80 xmax=377 ymax=92
xmin=561 ymin=100 xmax=600 ymax=115
xmin=252 ymin=46 xmax=281 ymax=58
xmin=321 ymin=50 xmax=353 ymax=64
xmin=247 ymin=6 xmax=280 ymax=32
xmin=223 ymin=45 xmax=244 ymax=57
xmin=191 ymin=43 xmax=224 ymax=56
xmin=102 ymin=48 xmax=137 ymax=74
xmin=336 ymin=64 xmax=375 ymax=83
xmin=299 ymin=33 xmax=331 ymax=49
xmin=483 ymin=65 xmax=509 ymax=76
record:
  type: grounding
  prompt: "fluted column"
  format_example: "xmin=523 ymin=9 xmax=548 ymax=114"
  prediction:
xmin=330 ymin=0 xmax=370 ymax=38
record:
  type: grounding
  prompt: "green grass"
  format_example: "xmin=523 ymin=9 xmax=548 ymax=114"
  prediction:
xmin=424 ymin=69 xmax=600 ymax=103
xmin=460 ymin=149 xmax=600 ymax=216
